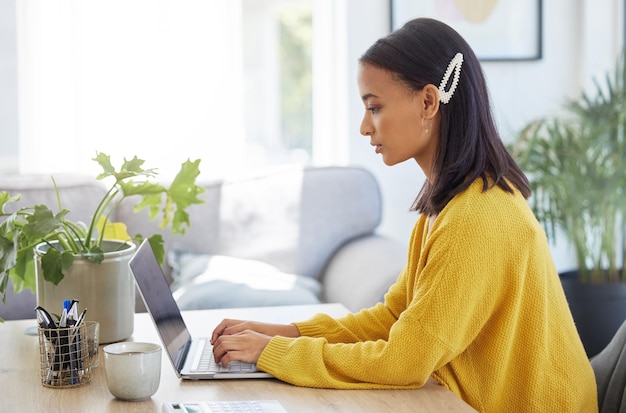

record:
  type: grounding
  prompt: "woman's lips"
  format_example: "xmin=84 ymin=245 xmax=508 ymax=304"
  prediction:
xmin=374 ymin=144 xmax=382 ymax=154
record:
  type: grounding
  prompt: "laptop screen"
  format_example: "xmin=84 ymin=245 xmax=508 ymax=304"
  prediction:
xmin=129 ymin=239 xmax=191 ymax=372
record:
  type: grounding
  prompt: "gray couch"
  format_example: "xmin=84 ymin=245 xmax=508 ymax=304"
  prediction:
xmin=0 ymin=166 xmax=406 ymax=320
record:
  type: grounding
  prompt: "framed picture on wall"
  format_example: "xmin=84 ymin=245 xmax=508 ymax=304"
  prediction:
xmin=390 ymin=0 xmax=542 ymax=61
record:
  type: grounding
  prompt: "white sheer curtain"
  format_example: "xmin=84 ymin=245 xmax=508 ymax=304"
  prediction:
xmin=17 ymin=0 xmax=245 ymax=179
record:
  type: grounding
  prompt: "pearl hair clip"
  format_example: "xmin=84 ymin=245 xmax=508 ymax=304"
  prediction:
xmin=438 ymin=53 xmax=463 ymax=104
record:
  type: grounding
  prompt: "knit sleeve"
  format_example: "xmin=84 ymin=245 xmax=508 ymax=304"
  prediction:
xmin=294 ymin=266 xmax=410 ymax=343
xmin=258 ymin=307 xmax=451 ymax=389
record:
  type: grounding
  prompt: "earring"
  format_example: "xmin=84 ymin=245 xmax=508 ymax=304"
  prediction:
xmin=422 ymin=117 xmax=429 ymax=134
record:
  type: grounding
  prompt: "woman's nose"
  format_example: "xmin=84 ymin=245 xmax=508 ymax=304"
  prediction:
xmin=360 ymin=118 xmax=372 ymax=136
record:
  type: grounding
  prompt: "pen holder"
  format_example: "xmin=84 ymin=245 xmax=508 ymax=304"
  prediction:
xmin=84 ymin=321 xmax=100 ymax=368
xmin=38 ymin=324 xmax=91 ymax=387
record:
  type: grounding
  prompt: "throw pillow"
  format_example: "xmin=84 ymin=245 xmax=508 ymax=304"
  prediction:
xmin=168 ymin=251 xmax=322 ymax=310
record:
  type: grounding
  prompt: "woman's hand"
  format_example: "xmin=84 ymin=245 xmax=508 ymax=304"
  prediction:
xmin=210 ymin=319 xmax=300 ymax=366
xmin=212 ymin=329 xmax=272 ymax=366
xmin=211 ymin=319 xmax=300 ymax=344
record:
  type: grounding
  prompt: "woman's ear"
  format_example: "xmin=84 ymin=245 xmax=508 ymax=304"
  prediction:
xmin=421 ymin=84 xmax=440 ymax=119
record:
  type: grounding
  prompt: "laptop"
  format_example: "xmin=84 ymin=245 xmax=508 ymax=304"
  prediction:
xmin=129 ymin=239 xmax=273 ymax=380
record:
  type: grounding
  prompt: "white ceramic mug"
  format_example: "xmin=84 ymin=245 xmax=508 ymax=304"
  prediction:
xmin=103 ymin=342 xmax=161 ymax=401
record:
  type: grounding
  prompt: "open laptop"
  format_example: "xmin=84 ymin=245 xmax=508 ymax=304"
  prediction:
xmin=129 ymin=239 xmax=273 ymax=380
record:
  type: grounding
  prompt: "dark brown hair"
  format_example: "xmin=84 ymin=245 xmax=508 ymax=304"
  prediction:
xmin=360 ymin=18 xmax=530 ymax=215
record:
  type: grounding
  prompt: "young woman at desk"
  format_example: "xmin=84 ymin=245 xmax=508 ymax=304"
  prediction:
xmin=211 ymin=18 xmax=597 ymax=412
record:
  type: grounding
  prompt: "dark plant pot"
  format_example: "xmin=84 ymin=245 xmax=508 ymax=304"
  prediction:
xmin=560 ymin=270 xmax=626 ymax=358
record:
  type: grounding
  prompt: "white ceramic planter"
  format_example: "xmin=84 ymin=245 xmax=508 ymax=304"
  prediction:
xmin=35 ymin=240 xmax=136 ymax=343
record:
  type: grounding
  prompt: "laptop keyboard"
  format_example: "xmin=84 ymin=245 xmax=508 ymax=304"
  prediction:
xmin=191 ymin=339 xmax=257 ymax=373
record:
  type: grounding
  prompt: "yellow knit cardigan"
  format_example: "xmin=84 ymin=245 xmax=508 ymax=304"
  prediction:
xmin=258 ymin=179 xmax=597 ymax=412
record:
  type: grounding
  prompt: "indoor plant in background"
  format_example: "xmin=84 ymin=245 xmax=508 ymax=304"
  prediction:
xmin=510 ymin=51 xmax=626 ymax=357
xmin=0 ymin=152 xmax=204 ymax=342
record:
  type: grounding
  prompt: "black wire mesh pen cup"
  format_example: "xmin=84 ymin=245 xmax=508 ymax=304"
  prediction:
xmin=38 ymin=324 xmax=91 ymax=387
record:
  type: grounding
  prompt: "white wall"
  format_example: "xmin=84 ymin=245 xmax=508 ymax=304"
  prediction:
xmin=344 ymin=0 xmax=623 ymax=273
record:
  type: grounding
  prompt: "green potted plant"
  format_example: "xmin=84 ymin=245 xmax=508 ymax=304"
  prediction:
xmin=509 ymin=51 xmax=626 ymax=356
xmin=0 ymin=152 xmax=204 ymax=342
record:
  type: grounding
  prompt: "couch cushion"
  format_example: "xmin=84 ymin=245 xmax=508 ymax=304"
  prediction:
xmin=168 ymin=251 xmax=322 ymax=310
xmin=121 ymin=166 xmax=383 ymax=280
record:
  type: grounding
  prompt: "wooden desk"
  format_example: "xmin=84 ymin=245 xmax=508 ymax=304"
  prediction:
xmin=0 ymin=303 xmax=476 ymax=412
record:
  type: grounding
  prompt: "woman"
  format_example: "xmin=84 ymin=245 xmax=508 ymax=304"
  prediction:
xmin=211 ymin=18 xmax=597 ymax=412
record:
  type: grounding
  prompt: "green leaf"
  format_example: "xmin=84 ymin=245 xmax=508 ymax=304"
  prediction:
xmin=23 ymin=206 xmax=67 ymax=242
xmin=0 ymin=191 xmax=21 ymax=214
xmin=93 ymin=153 xmax=157 ymax=182
xmin=116 ymin=180 xmax=167 ymax=224
xmin=135 ymin=192 xmax=167 ymax=221
xmin=93 ymin=152 xmax=116 ymax=178
xmin=167 ymin=159 xmax=205 ymax=234
xmin=40 ymin=248 xmax=74 ymax=285
xmin=169 ymin=159 xmax=204 ymax=209
xmin=121 ymin=156 xmax=145 ymax=172
xmin=0 ymin=235 xmax=16 ymax=297
xmin=84 ymin=245 xmax=104 ymax=264
xmin=119 ymin=180 xmax=165 ymax=197
xmin=10 ymin=255 xmax=35 ymax=293
xmin=171 ymin=209 xmax=191 ymax=235
xmin=0 ymin=272 xmax=7 ymax=304
xmin=12 ymin=246 xmax=30 ymax=284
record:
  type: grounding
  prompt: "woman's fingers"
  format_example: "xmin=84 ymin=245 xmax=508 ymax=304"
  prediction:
xmin=212 ymin=330 xmax=272 ymax=366
xmin=211 ymin=319 xmax=299 ymax=348
xmin=210 ymin=318 xmax=245 ymax=344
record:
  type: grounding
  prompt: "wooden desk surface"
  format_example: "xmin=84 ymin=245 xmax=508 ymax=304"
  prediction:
xmin=0 ymin=303 xmax=476 ymax=412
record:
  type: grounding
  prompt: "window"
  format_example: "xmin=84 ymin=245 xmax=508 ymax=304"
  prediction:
xmin=9 ymin=0 xmax=346 ymax=179
xmin=242 ymin=0 xmax=313 ymax=168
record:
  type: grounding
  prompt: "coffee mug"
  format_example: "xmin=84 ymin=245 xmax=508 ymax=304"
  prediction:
xmin=103 ymin=342 xmax=161 ymax=401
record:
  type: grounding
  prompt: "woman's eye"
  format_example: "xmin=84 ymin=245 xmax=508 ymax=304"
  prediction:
xmin=367 ymin=107 xmax=380 ymax=114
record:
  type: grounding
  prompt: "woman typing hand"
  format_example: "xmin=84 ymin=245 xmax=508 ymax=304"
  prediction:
xmin=211 ymin=319 xmax=300 ymax=366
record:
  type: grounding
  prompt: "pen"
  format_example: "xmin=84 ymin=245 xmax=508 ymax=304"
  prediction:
xmin=74 ymin=308 xmax=87 ymax=380
xmin=57 ymin=304 xmax=70 ymax=383
xmin=67 ymin=299 xmax=81 ymax=379
xmin=63 ymin=300 xmax=82 ymax=384
xmin=67 ymin=300 xmax=79 ymax=326
xmin=75 ymin=308 xmax=87 ymax=327
xmin=59 ymin=307 xmax=67 ymax=328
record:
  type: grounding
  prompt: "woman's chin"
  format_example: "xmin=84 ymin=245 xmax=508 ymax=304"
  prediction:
xmin=381 ymin=155 xmax=404 ymax=167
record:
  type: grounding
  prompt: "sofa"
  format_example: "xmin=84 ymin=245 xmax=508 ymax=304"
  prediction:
xmin=0 ymin=166 xmax=407 ymax=320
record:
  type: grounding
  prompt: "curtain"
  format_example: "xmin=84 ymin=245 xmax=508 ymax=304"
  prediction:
xmin=17 ymin=0 xmax=245 ymax=179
